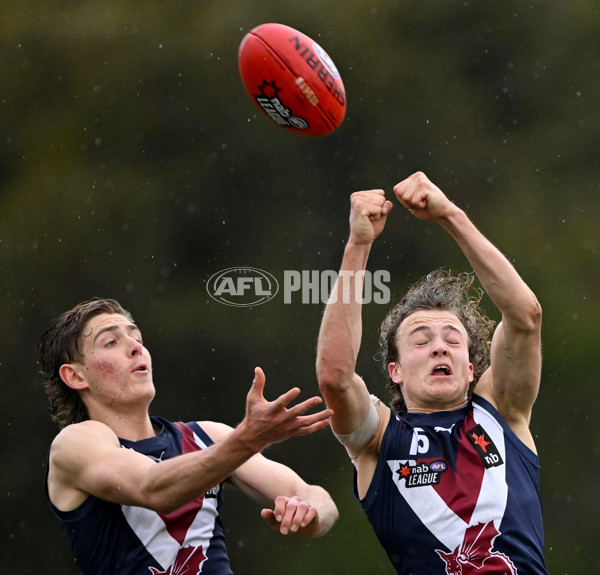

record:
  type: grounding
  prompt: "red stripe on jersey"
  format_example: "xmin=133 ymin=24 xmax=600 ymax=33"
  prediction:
xmin=160 ymin=422 xmax=205 ymax=545
xmin=432 ymin=411 xmax=485 ymax=525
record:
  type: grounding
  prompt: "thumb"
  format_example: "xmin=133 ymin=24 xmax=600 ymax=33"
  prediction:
xmin=377 ymin=200 xmax=394 ymax=223
xmin=260 ymin=508 xmax=278 ymax=528
xmin=248 ymin=366 xmax=266 ymax=399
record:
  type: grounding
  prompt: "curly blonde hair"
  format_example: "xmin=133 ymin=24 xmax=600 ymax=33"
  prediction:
xmin=378 ymin=269 xmax=494 ymax=414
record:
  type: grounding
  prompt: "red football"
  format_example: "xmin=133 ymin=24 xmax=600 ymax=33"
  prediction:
xmin=238 ymin=23 xmax=346 ymax=137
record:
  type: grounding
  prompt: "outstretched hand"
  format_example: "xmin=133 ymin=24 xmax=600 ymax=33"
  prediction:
xmin=260 ymin=495 xmax=320 ymax=536
xmin=393 ymin=171 xmax=455 ymax=222
xmin=242 ymin=367 xmax=333 ymax=452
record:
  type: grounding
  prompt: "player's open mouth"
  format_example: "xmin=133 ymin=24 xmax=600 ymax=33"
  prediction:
xmin=133 ymin=363 xmax=149 ymax=373
xmin=431 ymin=365 xmax=451 ymax=376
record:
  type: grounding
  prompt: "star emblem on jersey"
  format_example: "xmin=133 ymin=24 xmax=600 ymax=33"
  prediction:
xmin=399 ymin=464 xmax=412 ymax=478
xmin=466 ymin=424 xmax=504 ymax=468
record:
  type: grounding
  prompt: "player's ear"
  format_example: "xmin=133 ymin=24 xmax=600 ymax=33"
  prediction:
xmin=59 ymin=363 xmax=89 ymax=391
xmin=388 ymin=362 xmax=402 ymax=384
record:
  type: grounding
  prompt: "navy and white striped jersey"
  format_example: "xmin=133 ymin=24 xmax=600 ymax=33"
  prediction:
xmin=46 ymin=417 xmax=233 ymax=575
xmin=356 ymin=394 xmax=549 ymax=575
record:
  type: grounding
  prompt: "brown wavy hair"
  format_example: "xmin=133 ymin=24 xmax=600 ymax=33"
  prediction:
xmin=378 ymin=269 xmax=494 ymax=414
xmin=38 ymin=298 xmax=133 ymax=429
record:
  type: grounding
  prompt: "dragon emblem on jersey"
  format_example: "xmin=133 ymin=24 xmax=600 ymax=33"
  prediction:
xmin=148 ymin=544 xmax=206 ymax=574
xmin=435 ymin=521 xmax=517 ymax=574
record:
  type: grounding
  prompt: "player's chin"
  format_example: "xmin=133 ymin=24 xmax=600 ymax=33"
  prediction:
xmin=425 ymin=380 xmax=465 ymax=402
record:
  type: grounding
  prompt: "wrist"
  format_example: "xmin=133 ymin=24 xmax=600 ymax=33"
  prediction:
xmin=339 ymin=241 xmax=372 ymax=278
xmin=229 ymin=420 xmax=266 ymax=456
xmin=436 ymin=204 xmax=468 ymax=233
xmin=345 ymin=237 xmax=373 ymax=256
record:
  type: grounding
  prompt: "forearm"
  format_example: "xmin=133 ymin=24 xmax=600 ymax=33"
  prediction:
xmin=140 ymin=424 xmax=260 ymax=514
xmin=316 ymin=239 xmax=371 ymax=385
xmin=439 ymin=206 xmax=540 ymax=328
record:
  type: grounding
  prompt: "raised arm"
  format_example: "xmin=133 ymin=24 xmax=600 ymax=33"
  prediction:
xmin=393 ymin=172 xmax=542 ymax=448
xmin=316 ymin=190 xmax=393 ymax=437
xmin=48 ymin=367 xmax=333 ymax=515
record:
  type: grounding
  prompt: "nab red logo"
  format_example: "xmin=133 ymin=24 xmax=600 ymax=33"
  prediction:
xmin=471 ymin=432 xmax=490 ymax=452
xmin=466 ymin=424 xmax=503 ymax=469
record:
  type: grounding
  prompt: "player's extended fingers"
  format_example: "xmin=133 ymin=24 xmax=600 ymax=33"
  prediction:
xmin=294 ymin=407 xmax=334 ymax=429
xmin=270 ymin=386 xmax=303 ymax=410
xmin=248 ymin=368 xmax=304 ymax=410
xmin=279 ymin=405 xmax=333 ymax=437
xmin=291 ymin=416 xmax=332 ymax=436
xmin=282 ymin=393 xmax=325 ymax=416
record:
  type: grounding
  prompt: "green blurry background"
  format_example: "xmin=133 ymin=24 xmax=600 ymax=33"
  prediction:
xmin=2 ymin=1 xmax=598 ymax=573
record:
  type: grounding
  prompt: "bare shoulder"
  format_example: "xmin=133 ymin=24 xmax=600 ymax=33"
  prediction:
xmin=48 ymin=421 xmax=119 ymax=511
xmin=51 ymin=420 xmax=119 ymax=462
xmin=49 ymin=421 xmax=120 ymax=482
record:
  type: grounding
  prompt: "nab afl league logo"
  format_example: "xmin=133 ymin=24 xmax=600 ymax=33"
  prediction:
xmin=206 ymin=267 xmax=279 ymax=307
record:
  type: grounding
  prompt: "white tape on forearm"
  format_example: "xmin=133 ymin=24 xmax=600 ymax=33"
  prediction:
xmin=333 ymin=394 xmax=380 ymax=459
